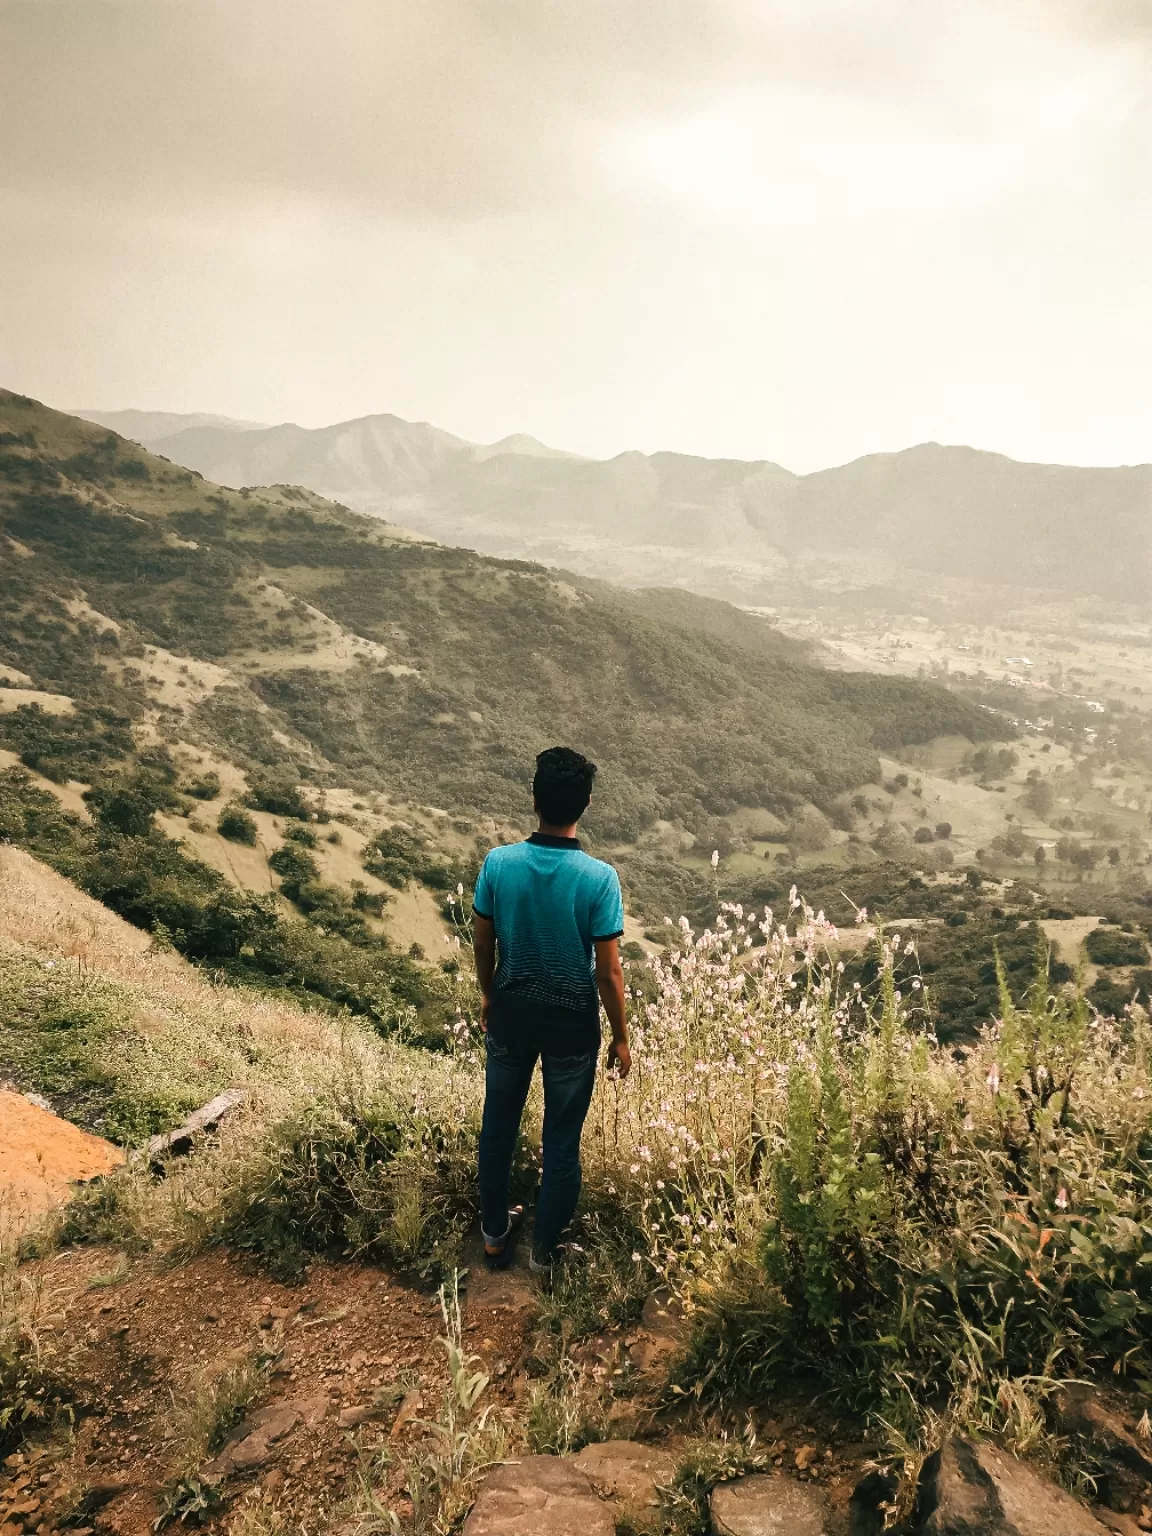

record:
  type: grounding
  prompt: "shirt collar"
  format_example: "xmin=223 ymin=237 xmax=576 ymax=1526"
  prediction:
xmin=528 ymin=832 xmax=582 ymax=850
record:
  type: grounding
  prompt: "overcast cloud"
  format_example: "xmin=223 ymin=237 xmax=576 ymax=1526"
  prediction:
xmin=1 ymin=0 xmax=1149 ymax=469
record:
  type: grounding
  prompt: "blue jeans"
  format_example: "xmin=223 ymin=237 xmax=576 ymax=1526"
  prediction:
xmin=478 ymin=1037 xmax=597 ymax=1256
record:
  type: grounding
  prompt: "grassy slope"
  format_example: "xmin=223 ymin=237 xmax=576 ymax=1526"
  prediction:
xmin=0 ymin=389 xmax=1005 ymax=854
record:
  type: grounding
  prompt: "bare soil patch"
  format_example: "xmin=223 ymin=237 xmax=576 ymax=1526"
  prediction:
xmin=0 ymin=1093 xmax=123 ymax=1238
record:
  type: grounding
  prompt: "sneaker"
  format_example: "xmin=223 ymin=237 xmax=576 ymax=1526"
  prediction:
xmin=528 ymin=1243 xmax=557 ymax=1276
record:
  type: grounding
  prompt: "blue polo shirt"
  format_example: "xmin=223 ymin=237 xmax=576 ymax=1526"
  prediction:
xmin=473 ymin=833 xmax=625 ymax=1054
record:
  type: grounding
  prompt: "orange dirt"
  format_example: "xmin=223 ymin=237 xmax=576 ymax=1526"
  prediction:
xmin=0 ymin=1091 xmax=124 ymax=1238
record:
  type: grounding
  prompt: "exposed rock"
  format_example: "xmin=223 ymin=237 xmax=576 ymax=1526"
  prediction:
xmin=337 ymin=1403 xmax=386 ymax=1430
xmin=203 ymin=1394 xmax=328 ymax=1479
xmin=573 ymin=1440 xmax=676 ymax=1515
xmin=629 ymin=1287 xmax=689 ymax=1378
xmin=461 ymin=1456 xmax=615 ymax=1535
xmin=390 ymin=1388 xmax=423 ymax=1439
xmin=710 ymin=1474 xmax=828 ymax=1535
xmin=915 ymin=1436 xmax=1110 ymax=1535
xmin=143 ymin=1088 xmax=247 ymax=1163
xmin=1057 ymin=1385 xmax=1152 ymax=1513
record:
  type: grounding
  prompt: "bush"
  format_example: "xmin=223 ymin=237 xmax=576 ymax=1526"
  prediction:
xmin=0 ymin=1256 xmax=73 ymax=1454
xmin=216 ymin=805 xmax=258 ymax=845
xmin=244 ymin=770 xmax=311 ymax=820
xmin=913 ymin=826 xmax=935 ymax=844
xmin=184 ymin=771 xmax=221 ymax=801
xmin=1085 ymin=926 xmax=1149 ymax=967
xmin=786 ymin=805 xmax=832 ymax=853
xmin=268 ymin=842 xmax=318 ymax=899
xmin=595 ymin=906 xmax=1152 ymax=1450
xmin=185 ymin=1078 xmax=481 ymax=1277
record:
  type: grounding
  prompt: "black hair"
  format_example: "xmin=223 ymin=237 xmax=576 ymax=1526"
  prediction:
xmin=533 ymin=746 xmax=598 ymax=826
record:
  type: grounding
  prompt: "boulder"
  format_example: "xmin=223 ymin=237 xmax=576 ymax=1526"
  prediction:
xmin=573 ymin=1440 xmax=676 ymax=1516
xmin=710 ymin=1473 xmax=828 ymax=1535
xmin=461 ymin=1456 xmax=615 ymax=1536
xmin=915 ymin=1436 xmax=1110 ymax=1535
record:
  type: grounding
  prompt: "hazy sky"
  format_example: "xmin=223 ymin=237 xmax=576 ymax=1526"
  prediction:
xmin=2 ymin=0 xmax=1149 ymax=470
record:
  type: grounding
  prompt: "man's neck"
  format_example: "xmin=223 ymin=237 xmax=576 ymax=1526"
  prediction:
xmin=536 ymin=819 xmax=579 ymax=840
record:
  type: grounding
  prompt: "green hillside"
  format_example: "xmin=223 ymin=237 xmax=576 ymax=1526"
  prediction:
xmin=0 ymin=390 xmax=1004 ymax=846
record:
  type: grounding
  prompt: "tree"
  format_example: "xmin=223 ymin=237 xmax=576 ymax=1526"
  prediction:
xmin=787 ymin=805 xmax=833 ymax=854
xmin=1023 ymin=777 xmax=1055 ymax=820
xmin=1034 ymin=844 xmax=1047 ymax=869
xmin=935 ymin=822 xmax=952 ymax=840
xmin=269 ymin=841 xmax=320 ymax=900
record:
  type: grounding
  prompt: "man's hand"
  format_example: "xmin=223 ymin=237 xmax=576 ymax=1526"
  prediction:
xmin=480 ymin=993 xmax=490 ymax=1034
xmin=606 ymin=1038 xmax=631 ymax=1079
xmin=595 ymin=936 xmax=630 ymax=1080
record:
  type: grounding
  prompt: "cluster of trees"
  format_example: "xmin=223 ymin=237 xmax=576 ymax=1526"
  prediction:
xmin=0 ymin=765 xmax=430 ymax=1033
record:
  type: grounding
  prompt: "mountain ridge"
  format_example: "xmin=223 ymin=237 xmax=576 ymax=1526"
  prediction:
xmin=74 ymin=405 xmax=1152 ymax=605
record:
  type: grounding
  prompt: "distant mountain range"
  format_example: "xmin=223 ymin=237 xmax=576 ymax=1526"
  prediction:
xmin=74 ymin=407 xmax=1152 ymax=605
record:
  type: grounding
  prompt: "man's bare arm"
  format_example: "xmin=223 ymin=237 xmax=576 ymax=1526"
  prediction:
xmin=473 ymin=912 xmax=496 ymax=1032
xmin=595 ymin=936 xmax=631 ymax=1078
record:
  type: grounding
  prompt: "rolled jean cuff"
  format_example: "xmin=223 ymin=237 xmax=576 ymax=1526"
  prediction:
xmin=481 ymin=1218 xmax=511 ymax=1246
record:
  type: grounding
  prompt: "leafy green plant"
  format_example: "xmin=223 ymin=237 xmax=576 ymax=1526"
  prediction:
xmin=217 ymin=804 xmax=257 ymax=844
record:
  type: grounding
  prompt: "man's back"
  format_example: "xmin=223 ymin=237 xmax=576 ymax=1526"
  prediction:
xmin=473 ymin=832 xmax=623 ymax=1053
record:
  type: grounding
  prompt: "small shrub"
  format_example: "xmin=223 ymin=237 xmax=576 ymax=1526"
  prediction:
xmin=1085 ymin=926 xmax=1148 ymax=967
xmin=268 ymin=842 xmax=320 ymax=901
xmin=0 ymin=1257 xmax=72 ymax=1455
xmin=184 ymin=771 xmax=221 ymax=801
xmin=217 ymin=804 xmax=258 ymax=844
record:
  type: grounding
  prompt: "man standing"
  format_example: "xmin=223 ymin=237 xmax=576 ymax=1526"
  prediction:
xmin=472 ymin=746 xmax=630 ymax=1273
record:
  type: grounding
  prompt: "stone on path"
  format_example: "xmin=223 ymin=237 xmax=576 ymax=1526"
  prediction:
xmin=390 ymin=1388 xmax=423 ymax=1439
xmin=573 ymin=1439 xmax=676 ymax=1518
xmin=461 ymin=1455 xmax=615 ymax=1536
xmin=1056 ymin=1384 xmax=1152 ymax=1515
xmin=916 ymin=1436 xmax=1110 ymax=1535
xmin=710 ymin=1474 xmax=828 ymax=1535
xmin=202 ymin=1394 xmax=328 ymax=1479
xmin=628 ymin=1287 xmax=690 ymax=1380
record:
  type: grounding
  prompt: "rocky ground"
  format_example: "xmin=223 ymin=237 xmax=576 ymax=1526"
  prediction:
xmin=6 ymin=1227 xmax=1152 ymax=1535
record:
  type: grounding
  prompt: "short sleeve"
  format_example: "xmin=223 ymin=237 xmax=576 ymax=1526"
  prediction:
xmin=590 ymin=868 xmax=625 ymax=942
xmin=472 ymin=856 xmax=494 ymax=921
